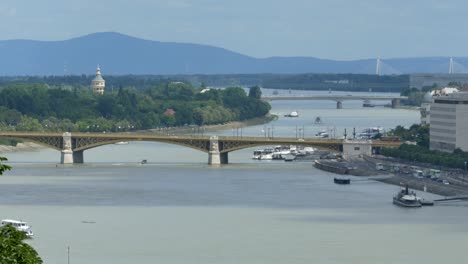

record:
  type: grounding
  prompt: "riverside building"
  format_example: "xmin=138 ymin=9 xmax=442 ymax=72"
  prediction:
xmin=430 ymin=92 xmax=468 ymax=152
xmin=91 ymin=65 xmax=105 ymax=94
xmin=420 ymin=87 xmax=459 ymax=125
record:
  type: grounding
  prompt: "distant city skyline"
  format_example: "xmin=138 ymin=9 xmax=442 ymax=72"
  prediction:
xmin=0 ymin=0 xmax=467 ymax=60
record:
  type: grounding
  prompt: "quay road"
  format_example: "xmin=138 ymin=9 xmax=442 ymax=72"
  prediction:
xmin=0 ymin=132 xmax=401 ymax=165
xmin=261 ymin=95 xmax=408 ymax=108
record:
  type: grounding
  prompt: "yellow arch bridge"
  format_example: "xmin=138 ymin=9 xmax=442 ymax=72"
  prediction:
xmin=0 ymin=132 xmax=401 ymax=165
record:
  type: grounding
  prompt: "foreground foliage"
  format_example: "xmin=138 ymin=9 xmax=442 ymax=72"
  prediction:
xmin=0 ymin=158 xmax=41 ymax=263
xmin=0 ymin=225 xmax=42 ymax=264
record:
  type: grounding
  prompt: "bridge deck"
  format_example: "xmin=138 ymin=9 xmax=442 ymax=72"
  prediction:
xmin=262 ymin=95 xmax=408 ymax=101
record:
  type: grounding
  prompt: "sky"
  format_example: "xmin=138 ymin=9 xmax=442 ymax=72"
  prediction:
xmin=0 ymin=0 xmax=466 ymax=60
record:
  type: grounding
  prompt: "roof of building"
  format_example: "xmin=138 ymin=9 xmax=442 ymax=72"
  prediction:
xmin=92 ymin=75 xmax=105 ymax=82
xmin=423 ymin=92 xmax=433 ymax=103
xmin=434 ymin=92 xmax=468 ymax=102
xmin=92 ymin=65 xmax=105 ymax=82
xmin=164 ymin=108 xmax=176 ymax=116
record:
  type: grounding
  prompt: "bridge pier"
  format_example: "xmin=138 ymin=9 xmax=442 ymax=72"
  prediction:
xmin=61 ymin=132 xmax=74 ymax=164
xmin=61 ymin=149 xmax=74 ymax=164
xmin=73 ymin=151 xmax=84 ymax=164
xmin=391 ymin=99 xmax=400 ymax=108
xmin=220 ymin=152 xmax=228 ymax=164
xmin=336 ymin=101 xmax=343 ymax=109
xmin=208 ymin=136 xmax=221 ymax=165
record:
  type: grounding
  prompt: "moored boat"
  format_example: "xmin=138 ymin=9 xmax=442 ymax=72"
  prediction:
xmin=0 ymin=219 xmax=34 ymax=238
xmin=315 ymin=130 xmax=329 ymax=138
xmin=333 ymin=178 xmax=351 ymax=184
xmin=393 ymin=186 xmax=422 ymax=208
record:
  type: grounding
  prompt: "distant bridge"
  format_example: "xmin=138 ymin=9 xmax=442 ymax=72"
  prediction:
xmin=262 ymin=95 xmax=408 ymax=109
xmin=0 ymin=132 xmax=401 ymax=165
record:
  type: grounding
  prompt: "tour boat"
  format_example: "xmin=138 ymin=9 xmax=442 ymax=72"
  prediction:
xmin=252 ymin=148 xmax=274 ymax=160
xmin=0 ymin=219 xmax=34 ymax=237
xmin=393 ymin=186 xmax=422 ymax=208
xmin=357 ymin=127 xmax=384 ymax=139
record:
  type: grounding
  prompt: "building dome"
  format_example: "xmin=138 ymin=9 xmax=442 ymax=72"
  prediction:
xmin=91 ymin=65 xmax=105 ymax=94
xmin=423 ymin=91 xmax=433 ymax=103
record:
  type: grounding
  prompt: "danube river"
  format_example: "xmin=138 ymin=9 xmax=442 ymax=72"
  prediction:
xmin=1 ymin=91 xmax=468 ymax=264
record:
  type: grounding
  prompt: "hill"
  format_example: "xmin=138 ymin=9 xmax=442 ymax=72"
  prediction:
xmin=0 ymin=32 xmax=466 ymax=75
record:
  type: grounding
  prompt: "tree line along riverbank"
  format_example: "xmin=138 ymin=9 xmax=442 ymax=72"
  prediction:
xmin=0 ymin=83 xmax=270 ymax=134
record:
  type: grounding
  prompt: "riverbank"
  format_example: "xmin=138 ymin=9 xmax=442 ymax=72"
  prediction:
xmin=148 ymin=114 xmax=278 ymax=135
xmin=313 ymin=156 xmax=468 ymax=197
xmin=0 ymin=142 xmax=43 ymax=154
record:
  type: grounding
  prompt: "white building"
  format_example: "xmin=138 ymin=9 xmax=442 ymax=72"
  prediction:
xmin=430 ymin=92 xmax=468 ymax=152
xmin=91 ymin=65 xmax=105 ymax=94
xmin=420 ymin=87 xmax=459 ymax=125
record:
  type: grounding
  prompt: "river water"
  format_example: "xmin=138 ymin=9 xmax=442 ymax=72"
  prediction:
xmin=1 ymin=91 xmax=467 ymax=264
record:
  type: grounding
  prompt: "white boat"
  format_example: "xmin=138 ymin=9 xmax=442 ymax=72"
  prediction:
xmin=114 ymin=141 xmax=129 ymax=145
xmin=284 ymin=111 xmax=299 ymax=117
xmin=393 ymin=186 xmax=422 ymax=208
xmin=357 ymin=127 xmax=384 ymax=139
xmin=315 ymin=130 xmax=329 ymax=138
xmin=273 ymin=145 xmax=292 ymax=155
xmin=1 ymin=219 xmax=34 ymax=237
xmin=252 ymin=148 xmax=275 ymax=160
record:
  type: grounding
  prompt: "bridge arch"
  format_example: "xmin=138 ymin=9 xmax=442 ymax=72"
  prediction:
xmin=72 ymin=138 xmax=210 ymax=153
xmin=0 ymin=133 xmax=63 ymax=151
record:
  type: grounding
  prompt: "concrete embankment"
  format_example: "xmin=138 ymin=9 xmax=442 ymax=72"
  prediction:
xmin=313 ymin=156 xmax=468 ymax=197
xmin=313 ymin=160 xmax=349 ymax=174
xmin=0 ymin=142 xmax=43 ymax=154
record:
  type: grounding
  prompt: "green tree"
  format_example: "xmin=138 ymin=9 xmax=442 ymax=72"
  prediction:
xmin=0 ymin=225 xmax=42 ymax=263
xmin=248 ymin=85 xmax=262 ymax=99
xmin=0 ymin=157 xmax=11 ymax=175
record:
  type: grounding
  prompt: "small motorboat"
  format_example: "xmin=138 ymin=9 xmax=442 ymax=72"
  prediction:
xmin=0 ymin=219 xmax=34 ymax=238
xmin=114 ymin=141 xmax=129 ymax=145
xmin=284 ymin=111 xmax=299 ymax=117
xmin=334 ymin=178 xmax=351 ymax=184
xmin=140 ymin=159 xmax=147 ymax=165
xmin=314 ymin=116 xmax=322 ymax=124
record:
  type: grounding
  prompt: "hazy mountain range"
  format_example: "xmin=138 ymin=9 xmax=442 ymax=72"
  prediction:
xmin=0 ymin=32 xmax=466 ymax=76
